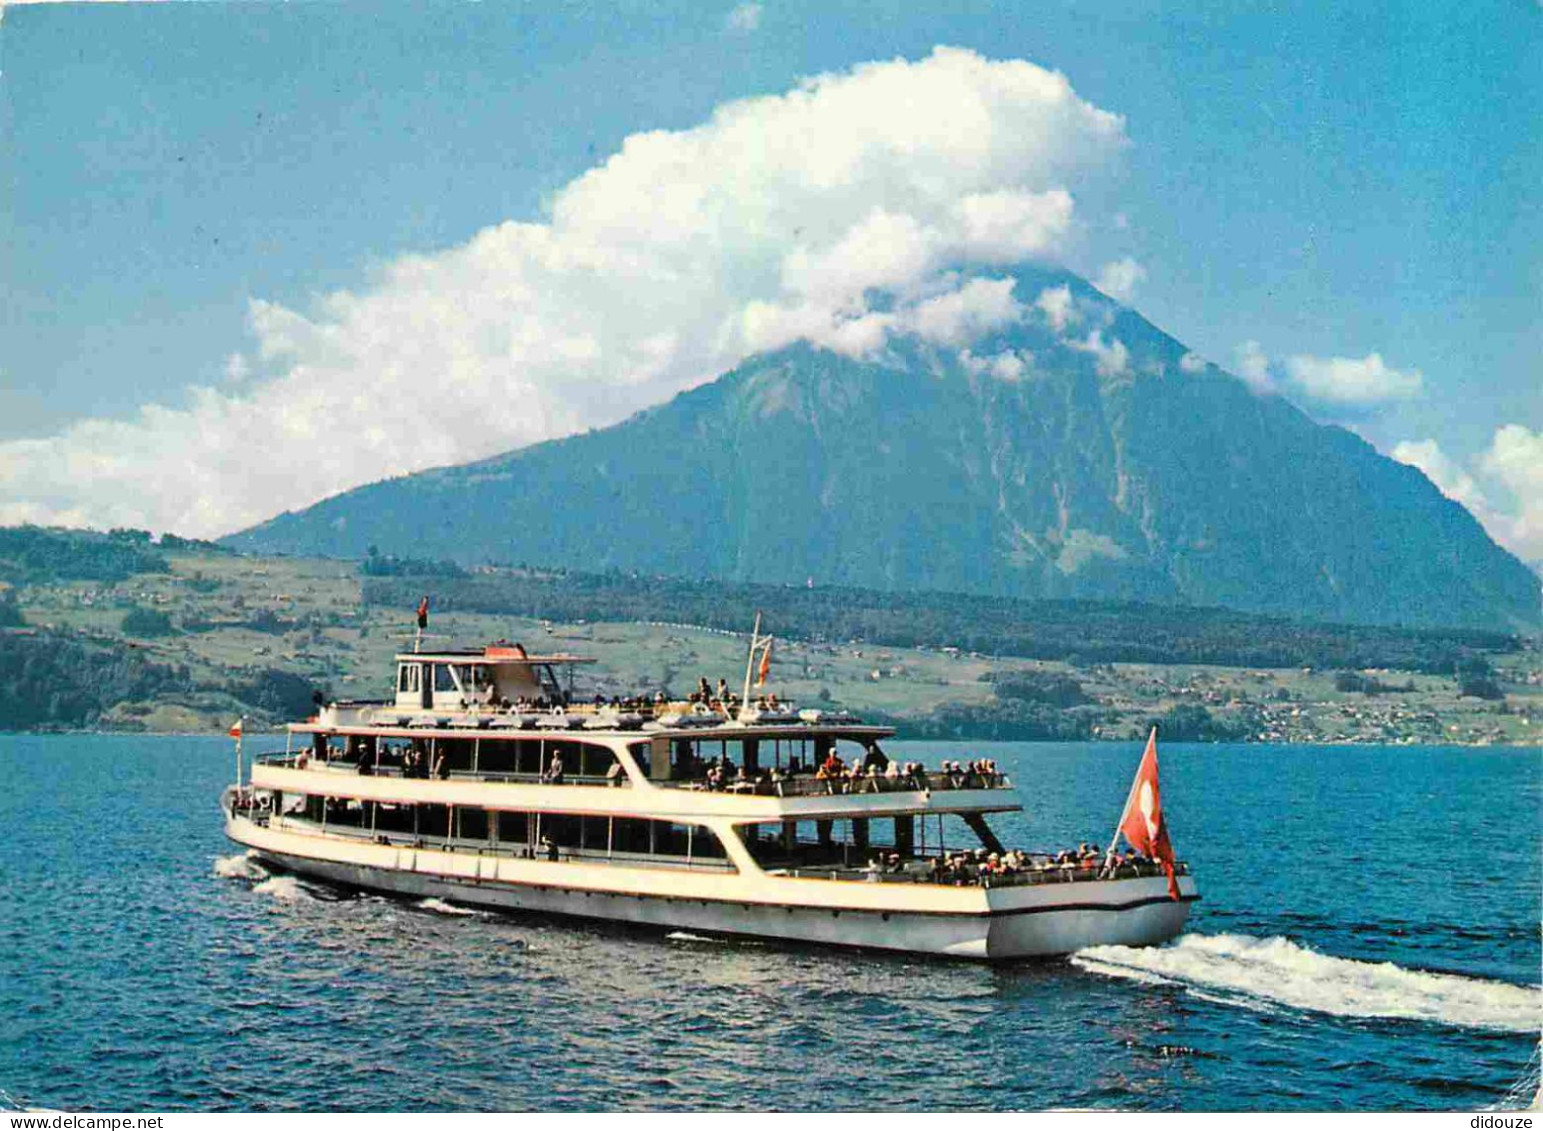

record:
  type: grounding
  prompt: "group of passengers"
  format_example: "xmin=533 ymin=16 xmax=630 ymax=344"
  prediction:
xmin=353 ymin=742 xmax=449 ymax=780
xmin=683 ymin=746 xmax=1005 ymax=795
xmin=811 ymin=751 xmax=1002 ymax=793
xmin=921 ymin=843 xmax=1158 ymax=887
xmin=683 ymin=676 xmax=786 ymax=715
xmin=334 ymin=737 xmax=453 ymax=780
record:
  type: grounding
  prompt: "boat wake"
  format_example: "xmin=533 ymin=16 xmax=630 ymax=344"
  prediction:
xmin=415 ymin=898 xmax=483 ymax=917
xmin=251 ymin=875 xmax=312 ymax=902
xmin=212 ymin=851 xmax=269 ymax=882
xmin=1072 ymin=933 xmax=1542 ymax=1034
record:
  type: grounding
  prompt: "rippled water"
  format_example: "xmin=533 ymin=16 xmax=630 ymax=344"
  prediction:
xmin=0 ymin=735 xmax=1537 ymax=1111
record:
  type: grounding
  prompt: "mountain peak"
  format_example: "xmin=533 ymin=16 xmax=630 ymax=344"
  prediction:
xmin=228 ymin=275 xmax=1540 ymax=631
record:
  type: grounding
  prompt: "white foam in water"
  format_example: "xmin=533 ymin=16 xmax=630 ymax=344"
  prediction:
xmin=666 ymin=931 xmax=721 ymax=944
xmin=416 ymin=897 xmax=479 ymax=917
xmin=213 ymin=851 xmax=269 ymax=882
xmin=1072 ymin=933 xmax=1543 ymax=1034
xmin=251 ymin=875 xmax=310 ymax=902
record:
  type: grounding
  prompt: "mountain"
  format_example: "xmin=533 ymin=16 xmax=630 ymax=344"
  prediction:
xmin=227 ymin=267 xmax=1541 ymax=632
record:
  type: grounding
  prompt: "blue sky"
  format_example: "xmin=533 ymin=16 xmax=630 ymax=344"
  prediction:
xmin=1 ymin=0 xmax=1538 ymax=558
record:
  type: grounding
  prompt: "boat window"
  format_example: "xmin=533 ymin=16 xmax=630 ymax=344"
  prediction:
xmin=433 ymin=664 xmax=458 ymax=693
xmin=453 ymin=808 xmax=487 ymax=841
xmin=398 ymin=664 xmax=421 ymax=694
xmin=629 ymin=741 xmax=651 ymax=776
xmin=281 ymin=796 xmax=733 ymax=869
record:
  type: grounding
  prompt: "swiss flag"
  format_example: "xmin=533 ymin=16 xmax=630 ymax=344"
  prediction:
xmin=228 ymin=719 xmax=243 ymax=739
xmin=416 ymin=597 xmax=430 ymax=629
xmin=1117 ymin=728 xmax=1180 ymax=900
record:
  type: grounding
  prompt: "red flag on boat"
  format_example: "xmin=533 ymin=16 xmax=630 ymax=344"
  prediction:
xmin=757 ymin=639 xmax=772 ymax=686
xmin=228 ymin=719 xmax=243 ymax=739
xmin=416 ymin=596 xmax=430 ymax=629
xmin=1117 ymin=728 xmax=1180 ymax=900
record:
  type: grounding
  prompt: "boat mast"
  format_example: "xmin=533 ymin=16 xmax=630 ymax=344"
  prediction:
xmin=738 ymin=611 xmax=764 ymax=721
xmin=232 ymin=717 xmax=244 ymax=793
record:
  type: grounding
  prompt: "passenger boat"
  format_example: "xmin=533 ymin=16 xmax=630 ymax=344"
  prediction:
xmin=221 ymin=623 xmax=1197 ymax=960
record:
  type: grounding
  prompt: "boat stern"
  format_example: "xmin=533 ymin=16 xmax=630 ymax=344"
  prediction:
xmin=982 ymin=873 xmax=1198 ymax=960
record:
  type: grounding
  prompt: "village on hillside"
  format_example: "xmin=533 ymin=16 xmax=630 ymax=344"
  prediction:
xmin=4 ymin=535 xmax=1538 ymax=745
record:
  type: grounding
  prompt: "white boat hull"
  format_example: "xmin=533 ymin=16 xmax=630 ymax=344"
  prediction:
xmin=227 ymin=815 xmax=1195 ymax=960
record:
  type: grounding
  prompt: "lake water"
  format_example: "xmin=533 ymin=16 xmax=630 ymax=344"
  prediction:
xmin=0 ymin=735 xmax=1537 ymax=1112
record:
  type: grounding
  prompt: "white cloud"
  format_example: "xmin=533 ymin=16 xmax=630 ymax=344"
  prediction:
xmin=1391 ymin=439 xmax=1489 ymax=512
xmin=1069 ymin=329 xmax=1129 ymax=377
xmin=1479 ymin=424 xmax=1543 ymax=561
xmin=1093 ymin=256 xmax=1145 ymax=303
xmin=725 ymin=2 xmax=762 ymax=32
xmin=1392 ymin=427 xmax=1543 ymax=562
xmin=902 ymin=276 xmax=1023 ymax=346
xmin=1233 ymin=340 xmax=1274 ymax=393
xmin=0 ymin=47 xmax=1127 ymax=537
xmin=1179 ymin=351 xmax=1206 ymax=374
xmin=1284 ymin=351 xmax=1423 ymax=405
xmin=953 ymin=189 xmax=1075 ymax=262
xmin=1034 ymin=283 xmax=1077 ymax=333
xmin=961 ymin=348 xmax=1033 ymax=382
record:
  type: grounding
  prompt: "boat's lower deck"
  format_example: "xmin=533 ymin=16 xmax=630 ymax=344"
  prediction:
xmin=226 ymin=814 xmax=1196 ymax=960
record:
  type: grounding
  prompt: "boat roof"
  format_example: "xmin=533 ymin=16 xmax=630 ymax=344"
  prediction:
xmin=395 ymin=648 xmax=597 ymax=664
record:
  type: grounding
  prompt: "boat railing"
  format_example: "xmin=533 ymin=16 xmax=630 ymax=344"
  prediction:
xmin=676 ymin=770 xmax=1011 ymax=796
xmin=766 ymin=858 xmax=1188 ymax=888
xmin=251 ymin=752 xmax=629 ymax=788
xmin=254 ymin=752 xmax=1008 ymax=795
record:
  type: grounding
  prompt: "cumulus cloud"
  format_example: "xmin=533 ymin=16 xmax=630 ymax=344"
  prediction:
xmin=902 ymin=276 xmax=1023 ymax=346
xmin=1034 ymin=283 xmax=1077 ymax=333
xmin=1069 ymin=328 xmax=1129 ymax=377
xmin=961 ymin=348 xmax=1033 ymax=382
xmin=1392 ymin=427 xmax=1543 ymax=562
xmin=1179 ymin=351 xmax=1206 ymax=374
xmin=1390 ymin=439 xmax=1489 ymax=513
xmin=0 ymin=47 xmax=1127 ymax=537
xmin=1479 ymin=424 xmax=1543 ymax=561
xmin=724 ymin=2 xmax=762 ymax=32
xmin=1094 ymin=257 xmax=1145 ymax=303
xmin=1233 ymin=340 xmax=1274 ymax=393
xmin=1284 ymin=351 xmax=1423 ymax=405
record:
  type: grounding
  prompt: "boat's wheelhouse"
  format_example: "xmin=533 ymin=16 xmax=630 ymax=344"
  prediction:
xmin=390 ymin=645 xmax=591 ymax=713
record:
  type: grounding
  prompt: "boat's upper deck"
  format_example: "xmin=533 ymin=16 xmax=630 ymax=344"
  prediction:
xmin=261 ymin=634 xmax=1014 ymax=816
xmin=265 ymin=722 xmax=1014 ymax=816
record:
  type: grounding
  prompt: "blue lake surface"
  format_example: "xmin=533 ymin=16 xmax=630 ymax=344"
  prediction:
xmin=0 ymin=734 xmax=1537 ymax=1112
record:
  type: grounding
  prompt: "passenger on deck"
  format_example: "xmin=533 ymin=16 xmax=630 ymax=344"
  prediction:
xmin=544 ymin=753 xmax=565 ymax=784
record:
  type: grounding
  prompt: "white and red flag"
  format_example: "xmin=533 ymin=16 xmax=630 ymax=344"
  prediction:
xmin=1117 ymin=727 xmax=1180 ymax=900
xmin=228 ymin=719 xmax=243 ymax=739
